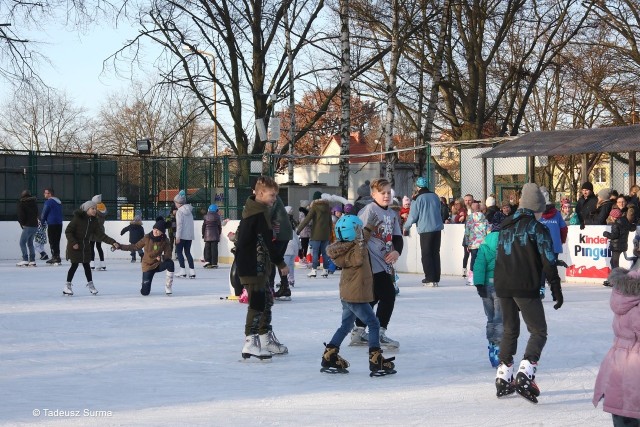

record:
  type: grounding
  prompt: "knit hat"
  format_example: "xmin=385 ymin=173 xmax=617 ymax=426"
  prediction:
xmin=174 ymin=190 xmax=187 ymax=205
xmin=153 ymin=217 xmax=166 ymax=234
xmin=92 ymin=194 xmax=102 ymax=203
xmin=344 ymin=203 xmax=354 ymax=214
xmin=81 ymin=200 xmax=97 ymax=212
xmin=208 ymin=204 xmax=218 ymax=212
xmin=284 ymin=206 xmax=293 ymax=215
xmin=300 ymin=200 xmax=309 ymax=208
xmin=312 ymin=191 xmax=322 ymax=200
xmin=331 ymin=205 xmax=343 ymax=214
xmin=402 ymin=196 xmax=411 ymax=207
xmin=485 ymin=196 xmax=496 ymax=207
xmin=356 ymin=180 xmax=371 ymax=197
xmin=133 ymin=215 xmax=142 ymax=223
xmin=581 ymin=181 xmax=594 ymax=192
xmin=518 ymin=183 xmax=546 ymax=213
xmin=96 ymin=202 xmax=107 ymax=214
xmin=416 ymin=177 xmax=428 ymax=188
xmin=539 ymin=186 xmax=551 ymax=205
xmin=598 ymin=188 xmax=612 ymax=200
xmin=609 ymin=208 xmax=622 ymax=219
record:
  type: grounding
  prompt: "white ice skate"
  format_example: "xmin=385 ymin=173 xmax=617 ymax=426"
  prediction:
xmin=188 ymin=268 xmax=196 ymax=279
xmin=28 ymin=261 xmax=36 ymax=267
xmin=86 ymin=281 xmax=98 ymax=295
xmin=165 ymin=272 xmax=174 ymax=295
xmin=495 ymin=362 xmax=515 ymax=398
xmin=16 ymin=260 xmax=29 ymax=267
xmin=176 ymin=268 xmax=187 ymax=278
xmin=241 ymin=334 xmax=272 ymax=360
xmin=348 ymin=326 xmax=368 ymax=346
xmin=307 ymin=269 xmax=317 ymax=278
xmin=259 ymin=331 xmax=288 ymax=355
xmin=63 ymin=282 xmax=73 ymax=296
xmin=380 ymin=327 xmax=399 ymax=349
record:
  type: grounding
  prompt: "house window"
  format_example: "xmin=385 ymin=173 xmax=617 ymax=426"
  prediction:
xmin=593 ymin=168 xmax=606 ymax=184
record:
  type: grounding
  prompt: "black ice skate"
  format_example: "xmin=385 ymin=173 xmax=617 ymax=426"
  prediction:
xmin=515 ymin=359 xmax=540 ymax=404
xmin=320 ymin=344 xmax=349 ymax=374
xmin=274 ymin=281 xmax=292 ymax=301
xmin=495 ymin=362 xmax=515 ymax=398
xmin=369 ymin=347 xmax=396 ymax=377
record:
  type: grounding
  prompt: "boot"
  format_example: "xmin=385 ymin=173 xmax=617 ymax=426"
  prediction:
xmin=16 ymin=260 xmax=29 ymax=267
xmin=63 ymin=282 xmax=73 ymax=296
xmin=274 ymin=281 xmax=292 ymax=301
xmin=495 ymin=362 xmax=515 ymax=397
xmin=40 ymin=252 xmax=49 ymax=260
xmin=86 ymin=281 xmax=98 ymax=295
xmin=320 ymin=269 xmax=329 ymax=278
xmin=98 ymin=261 xmax=106 ymax=271
xmin=259 ymin=330 xmax=288 ymax=355
xmin=165 ymin=272 xmax=174 ymax=295
xmin=241 ymin=334 xmax=272 ymax=360
xmin=349 ymin=326 xmax=368 ymax=346
xmin=321 ymin=344 xmax=349 ymax=373
xmin=189 ymin=268 xmax=196 ymax=279
xmin=307 ymin=269 xmax=317 ymax=278
xmin=90 ymin=261 xmax=95 ymax=270
xmin=369 ymin=347 xmax=396 ymax=376
xmin=380 ymin=327 xmax=399 ymax=349
xmin=515 ymin=359 xmax=540 ymax=403
xmin=176 ymin=268 xmax=187 ymax=278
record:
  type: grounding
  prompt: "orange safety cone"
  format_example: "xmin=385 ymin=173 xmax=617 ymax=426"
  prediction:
xmin=306 ymin=253 xmax=312 ymax=263
xmin=295 ymin=256 xmax=300 ymax=263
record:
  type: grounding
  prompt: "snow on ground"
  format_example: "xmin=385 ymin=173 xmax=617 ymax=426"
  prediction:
xmin=0 ymin=259 xmax=613 ymax=426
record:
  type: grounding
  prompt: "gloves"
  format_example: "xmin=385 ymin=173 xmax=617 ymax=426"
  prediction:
xmin=475 ymin=285 xmax=488 ymax=298
xmin=580 ymin=223 xmax=585 ymax=230
xmin=551 ymin=285 xmax=563 ymax=310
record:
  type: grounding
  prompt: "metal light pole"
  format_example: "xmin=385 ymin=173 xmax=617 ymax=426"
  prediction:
xmin=182 ymin=45 xmax=218 ymax=157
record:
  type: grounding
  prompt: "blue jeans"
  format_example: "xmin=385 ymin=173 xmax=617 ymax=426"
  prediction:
xmin=141 ymin=259 xmax=174 ymax=296
xmin=481 ymin=285 xmax=503 ymax=344
xmin=309 ymin=240 xmax=329 ymax=269
xmin=329 ymin=300 xmax=380 ymax=349
xmin=176 ymin=239 xmax=194 ymax=269
xmin=19 ymin=226 xmax=37 ymax=262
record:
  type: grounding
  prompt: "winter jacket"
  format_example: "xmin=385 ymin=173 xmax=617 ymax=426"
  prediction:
xmin=404 ymin=188 xmax=444 ymax=234
xmin=464 ymin=212 xmax=488 ymax=250
xmin=474 ymin=231 xmax=498 ymax=287
xmin=90 ymin=211 xmax=106 ymax=241
xmin=120 ymin=233 xmax=173 ymax=273
xmin=539 ymin=206 xmax=568 ymax=254
xmin=576 ymin=193 xmax=597 ymax=226
xmin=121 ymin=221 xmax=145 ymax=244
xmin=593 ymin=267 xmax=640 ymax=419
xmin=296 ymin=199 xmax=332 ymax=241
xmin=41 ymin=197 xmax=63 ymax=225
xmin=175 ymin=204 xmax=195 ymax=240
xmin=603 ymin=216 xmax=632 ymax=253
xmin=592 ymin=199 xmax=615 ymax=225
xmin=285 ymin=233 xmax=300 ymax=257
xmin=17 ymin=195 xmax=39 ymax=228
xmin=485 ymin=205 xmax=500 ymax=223
xmin=65 ymin=210 xmax=116 ymax=263
xmin=202 ymin=211 xmax=222 ymax=242
xmin=271 ymin=197 xmax=293 ymax=241
xmin=326 ymin=225 xmax=374 ymax=303
xmin=298 ymin=209 xmax=311 ymax=238
xmin=165 ymin=212 xmax=177 ymax=239
xmin=454 ymin=210 xmax=467 ymax=224
xmin=235 ymin=195 xmax=285 ymax=285
xmin=495 ymin=209 xmax=561 ymax=299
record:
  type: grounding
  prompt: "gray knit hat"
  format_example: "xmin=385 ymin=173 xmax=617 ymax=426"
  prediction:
xmin=518 ymin=183 xmax=546 ymax=213
xmin=356 ymin=180 xmax=371 ymax=197
xmin=598 ymin=188 xmax=612 ymax=200
xmin=81 ymin=200 xmax=97 ymax=212
xmin=174 ymin=190 xmax=187 ymax=205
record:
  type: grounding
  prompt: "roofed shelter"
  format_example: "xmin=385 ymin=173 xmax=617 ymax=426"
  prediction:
xmin=479 ymin=125 xmax=640 ymax=201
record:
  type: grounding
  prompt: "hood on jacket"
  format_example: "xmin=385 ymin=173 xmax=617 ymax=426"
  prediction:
xmin=412 ymin=187 xmax=432 ymax=200
xmin=326 ymin=240 xmax=357 ymax=262
xmin=500 ymin=208 xmax=534 ymax=230
xmin=608 ymin=266 xmax=640 ymax=297
xmin=541 ymin=206 xmax=558 ymax=219
xmin=242 ymin=195 xmax=271 ymax=226
xmin=20 ymin=195 xmax=37 ymax=203
xmin=178 ymin=203 xmax=193 ymax=216
xmin=49 ymin=197 xmax=62 ymax=204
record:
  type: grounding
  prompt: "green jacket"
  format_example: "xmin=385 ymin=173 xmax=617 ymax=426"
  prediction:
xmin=296 ymin=199 xmax=332 ymax=241
xmin=473 ymin=231 xmax=498 ymax=287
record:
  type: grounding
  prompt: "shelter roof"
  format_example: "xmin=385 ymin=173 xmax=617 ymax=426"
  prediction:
xmin=481 ymin=125 xmax=640 ymax=158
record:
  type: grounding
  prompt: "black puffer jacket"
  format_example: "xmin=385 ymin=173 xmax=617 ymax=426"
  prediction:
xmin=17 ymin=195 xmax=38 ymax=228
xmin=65 ymin=210 xmax=116 ymax=263
xmin=603 ymin=216 xmax=632 ymax=252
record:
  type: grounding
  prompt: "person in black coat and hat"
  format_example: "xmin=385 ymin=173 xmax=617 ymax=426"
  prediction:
xmin=576 ymin=181 xmax=598 ymax=228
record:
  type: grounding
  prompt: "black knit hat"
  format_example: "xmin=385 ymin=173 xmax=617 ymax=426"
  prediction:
xmin=153 ymin=217 xmax=166 ymax=234
xmin=581 ymin=181 xmax=594 ymax=192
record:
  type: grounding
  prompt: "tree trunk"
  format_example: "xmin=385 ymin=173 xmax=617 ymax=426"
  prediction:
xmin=339 ymin=0 xmax=351 ymax=198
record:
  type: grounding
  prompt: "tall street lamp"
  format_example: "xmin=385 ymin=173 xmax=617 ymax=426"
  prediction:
xmin=182 ymin=45 xmax=218 ymax=157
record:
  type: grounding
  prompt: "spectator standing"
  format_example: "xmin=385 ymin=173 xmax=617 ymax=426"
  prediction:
xmin=538 ymin=187 xmax=568 ymax=299
xmin=593 ymin=188 xmax=615 ymax=225
xmin=485 ymin=196 xmax=499 ymax=223
xmin=399 ymin=196 xmax=411 ymax=229
xmin=120 ymin=215 xmax=145 ymax=262
xmin=460 ymin=194 xmax=475 ymax=277
xmin=576 ymin=181 xmax=598 ymax=228
xmin=440 ymin=196 xmax=450 ymax=223
xmin=602 ymin=209 xmax=632 ymax=287
xmin=354 ymin=180 xmax=373 ymax=214
xmin=17 ymin=190 xmax=39 ymax=266
xmin=41 ymin=187 xmax=63 ymax=265
xmin=296 ymin=191 xmax=332 ymax=278
xmin=173 ymin=190 xmax=196 ymax=279
xmin=202 ymin=204 xmax=222 ymax=269
xmin=618 ymin=195 xmax=638 ymax=228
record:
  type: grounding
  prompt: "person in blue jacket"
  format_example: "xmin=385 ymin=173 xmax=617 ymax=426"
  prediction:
xmin=41 ymin=187 xmax=63 ymax=264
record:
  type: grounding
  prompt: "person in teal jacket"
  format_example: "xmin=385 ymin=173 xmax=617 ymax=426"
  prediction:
xmin=473 ymin=228 xmax=503 ymax=368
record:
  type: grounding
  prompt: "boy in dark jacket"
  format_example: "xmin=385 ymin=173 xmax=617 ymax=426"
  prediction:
xmin=235 ymin=176 xmax=289 ymax=360
xmin=576 ymin=181 xmax=598 ymax=228
xmin=494 ymin=183 xmax=563 ymax=404
xmin=17 ymin=190 xmax=39 ymax=266
xmin=121 ymin=215 xmax=145 ymax=262
xmin=202 ymin=204 xmax=222 ymax=268
xmin=602 ymin=208 xmax=632 ymax=287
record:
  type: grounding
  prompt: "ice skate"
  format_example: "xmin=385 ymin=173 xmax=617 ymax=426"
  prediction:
xmin=380 ymin=327 xmax=399 ymax=349
xmin=349 ymin=326 xmax=368 ymax=346
xmin=466 ymin=270 xmax=474 ymax=286
xmin=40 ymin=252 xmax=49 ymax=260
xmin=130 ymin=258 xmax=136 ymax=263
xmin=488 ymin=342 xmax=500 ymax=368
xmin=241 ymin=334 xmax=272 ymax=360
xmin=307 ymin=269 xmax=317 ymax=278
xmin=539 ymin=287 xmax=546 ymax=299
xmin=86 ymin=281 xmax=98 ymax=295
xmin=189 ymin=268 xmax=196 ymax=279
xmin=176 ymin=268 xmax=187 ymax=278
xmin=320 ymin=344 xmax=349 ymax=374
xmin=515 ymin=359 xmax=540 ymax=403
xmin=369 ymin=347 xmax=396 ymax=377
xmin=165 ymin=272 xmax=174 ymax=295
xmin=289 ymin=280 xmax=295 ymax=288
xmin=462 ymin=268 xmax=467 ymax=278
xmin=259 ymin=330 xmax=288 ymax=355
xmin=63 ymin=282 xmax=73 ymax=296
xmin=97 ymin=261 xmax=106 ymax=271
xmin=47 ymin=256 xmax=62 ymax=266
xmin=495 ymin=362 xmax=515 ymax=397
xmin=320 ymin=269 xmax=328 ymax=278
xmin=90 ymin=261 xmax=95 ymax=270
xmin=274 ymin=281 xmax=292 ymax=301
xmin=16 ymin=260 xmax=29 ymax=267
xmin=28 ymin=261 xmax=36 ymax=267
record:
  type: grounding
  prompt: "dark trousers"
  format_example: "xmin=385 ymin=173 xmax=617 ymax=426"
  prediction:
xmin=612 ymin=414 xmax=640 ymax=427
xmin=611 ymin=250 xmax=622 ymax=270
xmin=141 ymin=259 xmax=174 ymax=296
xmin=67 ymin=262 xmax=92 ymax=283
xmin=420 ymin=231 xmax=442 ymax=282
xmin=48 ymin=224 xmax=62 ymax=258
xmin=499 ymin=296 xmax=547 ymax=364
xmin=130 ymin=249 xmax=144 ymax=260
xmin=91 ymin=241 xmax=104 ymax=262
xmin=462 ymin=245 xmax=470 ymax=268
xmin=300 ymin=237 xmax=310 ymax=258
xmin=244 ymin=279 xmax=274 ymax=336
xmin=469 ymin=248 xmax=478 ymax=272
xmin=355 ymin=271 xmax=396 ymax=329
xmin=204 ymin=241 xmax=219 ymax=265
xmin=269 ymin=240 xmax=289 ymax=287
xmin=176 ymin=239 xmax=194 ymax=269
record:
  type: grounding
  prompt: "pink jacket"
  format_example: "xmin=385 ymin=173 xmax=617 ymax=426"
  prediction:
xmin=593 ymin=267 xmax=640 ymax=419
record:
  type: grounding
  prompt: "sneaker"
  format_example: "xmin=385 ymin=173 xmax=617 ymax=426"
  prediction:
xmin=63 ymin=282 xmax=73 ymax=296
xmin=16 ymin=260 xmax=29 ymax=267
xmin=241 ymin=334 xmax=272 ymax=360
xmin=40 ymin=252 xmax=49 ymax=260
xmin=495 ymin=362 xmax=515 ymax=397
xmin=380 ymin=327 xmax=399 ymax=349
xmin=307 ymin=269 xmax=317 ymax=278
xmin=259 ymin=330 xmax=288 ymax=355
xmin=349 ymin=326 xmax=368 ymax=346
xmin=28 ymin=261 xmax=36 ymax=267
xmin=86 ymin=281 xmax=98 ymax=295
xmin=515 ymin=359 xmax=540 ymax=403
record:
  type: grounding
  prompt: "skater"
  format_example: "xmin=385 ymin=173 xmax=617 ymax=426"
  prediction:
xmin=41 ymin=187 xmax=63 ymax=265
xmin=120 ymin=215 xmax=145 ymax=262
xmin=34 ymin=220 xmax=49 ymax=260
xmin=464 ymin=202 xmax=488 ymax=286
xmin=351 ymin=178 xmax=403 ymax=349
xmin=173 ymin=190 xmax=196 ymax=279
xmin=117 ymin=218 xmax=174 ymax=296
xmin=17 ymin=190 xmax=39 ymax=266
xmin=602 ymin=209 xmax=632 ymax=287
xmin=202 ymin=204 xmax=222 ymax=268
xmin=538 ymin=187 xmax=568 ymax=297
xmin=90 ymin=195 xmax=107 ymax=270
xmin=493 ymin=183 xmax=563 ymax=404
xmin=234 ymin=176 xmax=289 ymax=360
xmin=281 ymin=206 xmax=300 ymax=291
xmin=403 ymin=176 xmax=444 ymax=287
xmin=296 ymin=191 xmax=332 ymax=278
xmin=63 ymin=199 xmax=120 ymax=296
xmin=473 ymin=222 xmax=503 ymax=368
xmin=593 ymin=265 xmax=640 ymax=426
xmin=271 ymin=195 xmax=294 ymax=300
xmin=297 ymin=200 xmax=311 ymax=264
xmin=322 ymin=214 xmax=396 ymax=376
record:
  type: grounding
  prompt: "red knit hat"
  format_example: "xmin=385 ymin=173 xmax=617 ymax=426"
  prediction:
xmin=609 ymin=209 xmax=622 ymax=219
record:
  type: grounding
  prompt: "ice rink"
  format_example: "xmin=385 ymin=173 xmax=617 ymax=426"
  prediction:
xmin=1 ymin=259 xmax=614 ymax=426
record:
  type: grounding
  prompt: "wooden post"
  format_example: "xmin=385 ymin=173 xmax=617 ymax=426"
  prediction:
xmin=581 ymin=153 xmax=589 ymax=184
xmin=482 ymin=157 xmax=488 ymax=202
xmin=528 ymin=156 xmax=536 ymax=183
xmin=630 ymin=151 xmax=637 ymax=189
